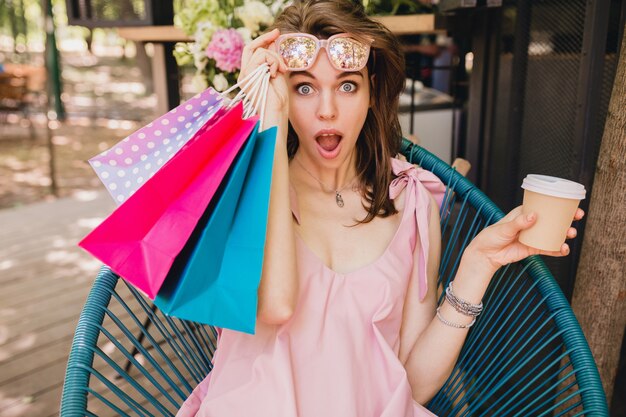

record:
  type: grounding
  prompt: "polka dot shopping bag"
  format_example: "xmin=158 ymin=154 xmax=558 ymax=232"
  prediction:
xmin=89 ymin=88 xmax=223 ymax=204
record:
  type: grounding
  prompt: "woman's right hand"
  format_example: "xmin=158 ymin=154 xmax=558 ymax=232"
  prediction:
xmin=239 ymin=28 xmax=289 ymax=119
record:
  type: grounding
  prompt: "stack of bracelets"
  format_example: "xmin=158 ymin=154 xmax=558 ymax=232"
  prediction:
xmin=436 ymin=281 xmax=483 ymax=329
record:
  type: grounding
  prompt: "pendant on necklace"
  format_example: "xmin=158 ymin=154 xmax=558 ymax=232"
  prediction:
xmin=335 ymin=191 xmax=345 ymax=208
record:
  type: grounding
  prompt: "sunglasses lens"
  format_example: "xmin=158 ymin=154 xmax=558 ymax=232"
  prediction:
xmin=279 ymin=36 xmax=318 ymax=70
xmin=328 ymin=37 xmax=369 ymax=71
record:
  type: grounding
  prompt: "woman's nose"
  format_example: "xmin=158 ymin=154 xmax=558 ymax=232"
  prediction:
xmin=316 ymin=91 xmax=337 ymax=120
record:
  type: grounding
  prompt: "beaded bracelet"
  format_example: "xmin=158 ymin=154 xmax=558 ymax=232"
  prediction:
xmin=436 ymin=306 xmax=476 ymax=329
xmin=445 ymin=281 xmax=483 ymax=317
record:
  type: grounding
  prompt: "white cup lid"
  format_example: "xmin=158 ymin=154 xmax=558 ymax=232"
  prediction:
xmin=521 ymin=174 xmax=586 ymax=200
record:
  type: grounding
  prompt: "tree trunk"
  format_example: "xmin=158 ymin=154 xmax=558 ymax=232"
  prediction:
xmin=571 ymin=28 xmax=626 ymax=406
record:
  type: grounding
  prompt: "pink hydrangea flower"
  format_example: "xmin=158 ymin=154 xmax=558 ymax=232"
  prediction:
xmin=206 ymin=28 xmax=245 ymax=73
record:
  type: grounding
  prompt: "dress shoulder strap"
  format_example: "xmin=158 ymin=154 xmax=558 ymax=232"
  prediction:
xmin=389 ymin=158 xmax=446 ymax=300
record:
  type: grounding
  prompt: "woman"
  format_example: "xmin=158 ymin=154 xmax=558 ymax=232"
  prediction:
xmin=178 ymin=1 xmax=583 ymax=415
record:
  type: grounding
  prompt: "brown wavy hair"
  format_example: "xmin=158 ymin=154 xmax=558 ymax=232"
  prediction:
xmin=269 ymin=0 xmax=406 ymax=223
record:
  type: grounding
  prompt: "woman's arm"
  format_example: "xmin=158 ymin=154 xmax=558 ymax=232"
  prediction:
xmin=238 ymin=29 xmax=298 ymax=325
xmin=256 ymin=110 xmax=299 ymax=324
xmin=398 ymin=194 xmax=440 ymax=365
xmin=402 ymin=202 xmax=585 ymax=404
xmin=400 ymin=194 xmax=462 ymax=403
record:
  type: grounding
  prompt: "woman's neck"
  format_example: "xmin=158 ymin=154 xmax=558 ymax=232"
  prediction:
xmin=291 ymin=150 xmax=358 ymax=193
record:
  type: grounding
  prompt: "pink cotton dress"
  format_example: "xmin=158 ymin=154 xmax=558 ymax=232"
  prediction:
xmin=177 ymin=158 xmax=446 ymax=417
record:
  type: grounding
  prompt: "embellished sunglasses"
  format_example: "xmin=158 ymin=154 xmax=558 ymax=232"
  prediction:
xmin=276 ymin=33 xmax=373 ymax=72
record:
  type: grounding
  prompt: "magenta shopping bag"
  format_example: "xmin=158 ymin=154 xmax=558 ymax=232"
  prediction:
xmin=79 ymin=103 xmax=258 ymax=298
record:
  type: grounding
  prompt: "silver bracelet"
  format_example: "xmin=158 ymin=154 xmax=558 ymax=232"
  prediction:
xmin=436 ymin=306 xmax=476 ymax=329
xmin=445 ymin=281 xmax=483 ymax=317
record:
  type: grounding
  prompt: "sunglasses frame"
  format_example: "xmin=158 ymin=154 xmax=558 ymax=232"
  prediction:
xmin=276 ymin=32 xmax=374 ymax=72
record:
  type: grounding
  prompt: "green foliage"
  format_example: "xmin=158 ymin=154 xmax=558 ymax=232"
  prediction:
xmin=175 ymin=0 xmax=241 ymax=35
xmin=0 ymin=0 xmax=50 ymax=53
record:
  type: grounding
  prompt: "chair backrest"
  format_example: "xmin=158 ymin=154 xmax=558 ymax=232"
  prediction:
xmin=61 ymin=141 xmax=609 ymax=416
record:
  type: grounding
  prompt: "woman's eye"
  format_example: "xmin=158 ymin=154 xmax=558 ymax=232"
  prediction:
xmin=296 ymin=84 xmax=313 ymax=95
xmin=340 ymin=82 xmax=357 ymax=93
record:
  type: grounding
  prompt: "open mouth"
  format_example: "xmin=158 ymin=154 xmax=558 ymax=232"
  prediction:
xmin=315 ymin=133 xmax=343 ymax=152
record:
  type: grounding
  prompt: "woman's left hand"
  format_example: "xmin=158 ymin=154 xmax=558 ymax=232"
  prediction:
xmin=464 ymin=206 xmax=585 ymax=275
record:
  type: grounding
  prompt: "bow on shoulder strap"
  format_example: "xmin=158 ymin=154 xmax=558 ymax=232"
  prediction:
xmin=389 ymin=158 xmax=446 ymax=300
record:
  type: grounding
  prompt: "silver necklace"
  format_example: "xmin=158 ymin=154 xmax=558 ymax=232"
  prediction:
xmin=294 ymin=157 xmax=357 ymax=208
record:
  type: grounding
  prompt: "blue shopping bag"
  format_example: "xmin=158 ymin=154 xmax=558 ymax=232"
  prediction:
xmin=155 ymin=123 xmax=277 ymax=334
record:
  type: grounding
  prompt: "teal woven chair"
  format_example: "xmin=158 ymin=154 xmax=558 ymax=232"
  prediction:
xmin=61 ymin=140 xmax=609 ymax=416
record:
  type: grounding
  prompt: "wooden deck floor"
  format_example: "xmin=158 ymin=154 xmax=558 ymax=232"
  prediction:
xmin=0 ymin=191 xmax=115 ymax=417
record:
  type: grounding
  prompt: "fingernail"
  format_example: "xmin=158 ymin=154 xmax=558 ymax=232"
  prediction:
xmin=527 ymin=213 xmax=535 ymax=222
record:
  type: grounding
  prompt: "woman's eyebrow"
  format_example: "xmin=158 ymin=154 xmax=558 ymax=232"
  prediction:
xmin=289 ymin=71 xmax=364 ymax=80
xmin=337 ymin=72 xmax=363 ymax=79
xmin=289 ymin=71 xmax=315 ymax=79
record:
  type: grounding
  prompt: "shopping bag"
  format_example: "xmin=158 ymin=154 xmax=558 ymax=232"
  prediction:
xmin=89 ymin=88 xmax=224 ymax=203
xmin=79 ymin=103 xmax=258 ymax=298
xmin=154 ymin=125 xmax=276 ymax=334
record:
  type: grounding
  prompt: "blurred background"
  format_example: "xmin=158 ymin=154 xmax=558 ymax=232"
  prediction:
xmin=0 ymin=0 xmax=624 ymax=416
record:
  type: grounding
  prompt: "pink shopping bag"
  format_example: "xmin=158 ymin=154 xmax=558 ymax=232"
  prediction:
xmin=79 ymin=103 xmax=258 ymax=298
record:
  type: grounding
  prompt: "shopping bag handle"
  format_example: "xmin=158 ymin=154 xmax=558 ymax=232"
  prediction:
xmin=221 ymin=64 xmax=271 ymax=130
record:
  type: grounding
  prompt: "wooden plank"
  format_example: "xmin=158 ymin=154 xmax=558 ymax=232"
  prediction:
xmin=0 ymin=357 xmax=69 ymax=414
xmin=0 ymin=216 xmax=104 ymax=244
xmin=0 ymin=268 xmax=93 ymax=308
xmin=0 ymin=248 xmax=102 ymax=294
xmin=0 ymin=298 xmax=141 ymax=385
xmin=1 ymin=283 xmax=95 ymax=326
xmin=0 ymin=337 xmax=73 ymax=386
xmin=1 ymin=299 xmax=82 ymax=348
xmin=0 ymin=193 xmax=112 ymax=235
xmin=0 ymin=262 xmax=91 ymax=290
xmin=116 ymin=15 xmax=443 ymax=44
xmin=0 ymin=253 xmax=97 ymax=291
xmin=1 ymin=234 xmax=87 ymax=259
xmin=1 ymin=285 xmax=138 ymax=355
xmin=1 ymin=312 xmax=86 ymax=364
xmin=7 ymin=385 xmax=64 ymax=417
xmin=0 ymin=285 xmax=137 ymax=349
xmin=0 ymin=215 xmax=104 ymax=250
xmin=117 ymin=26 xmax=193 ymax=42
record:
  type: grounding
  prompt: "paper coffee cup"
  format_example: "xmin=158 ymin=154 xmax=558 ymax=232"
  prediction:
xmin=519 ymin=175 xmax=586 ymax=251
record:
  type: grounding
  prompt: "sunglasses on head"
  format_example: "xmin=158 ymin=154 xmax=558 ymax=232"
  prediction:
xmin=276 ymin=33 xmax=373 ymax=72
